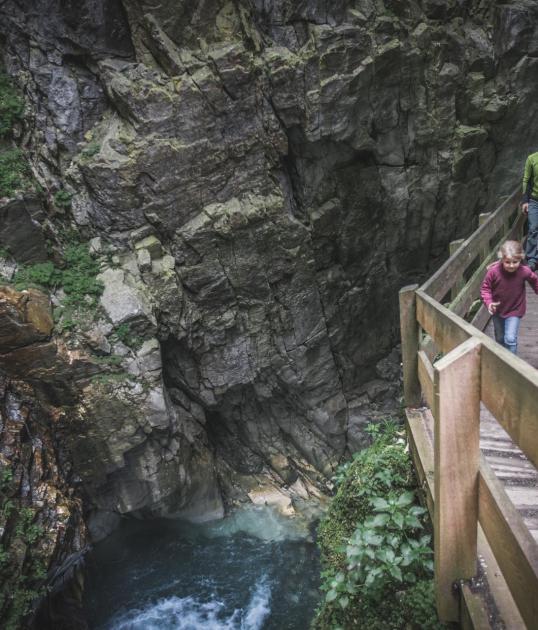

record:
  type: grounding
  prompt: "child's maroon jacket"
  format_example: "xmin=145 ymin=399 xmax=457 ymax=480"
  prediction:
xmin=481 ymin=261 xmax=538 ymax=318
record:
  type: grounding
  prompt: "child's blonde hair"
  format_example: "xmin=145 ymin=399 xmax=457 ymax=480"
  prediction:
xmin=498 ymin=240 xmax=525 ymax=260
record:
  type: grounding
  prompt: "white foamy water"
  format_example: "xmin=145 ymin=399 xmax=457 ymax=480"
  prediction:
xmin=85 ymin=505 xmax=321 ymax=629
xmin=198 ymin=505 xmax=310 ymax=542
xmin=108 ymin=578 xmax=271 ymax=630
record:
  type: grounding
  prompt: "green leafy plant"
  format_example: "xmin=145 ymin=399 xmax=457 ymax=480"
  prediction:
xmin=113 ymin=322 xmax=143 ymax=349
xmin=331 ymin=420 xmax=402 ymax=488
xmin=0 ymin=545 xmax=9 ymax=566
xmin=324 ymin=493 xmax=431 ymax=608
xmin=13 ymin=262 xmax=61 ymax=290
xmin=53 ymin=189 xmax=72 ymax=208
xmin=61 ymin=243 xmax=103 ymax=306
xmin=80 ymin=141 xmax=101 ymax=159
xmin=14 ymin=508 xmax=44 ymax=545
xmin=0 ymin=73 xmax=24 ymax=138
xmin=0 ymin=149 xmax=33 ymax=198
xmin=0 ymin=500 xmax=49 ymax=629
xmin=53 ymin=306 xmax=76 ymax=332
xmin=90 ymin=372 xmax=131 ymax=386
xmin=92 ymin=354 xmax=124 ymax=367
xmin=314 ymin=420 xmax=443 ymax=629
xmin=2 ymin=499 xmax=15 ymax=518
xmin=1 ymin=468 xmax=13 ymax=484
xmin=14 ymin=242 xmax=103 ymax=307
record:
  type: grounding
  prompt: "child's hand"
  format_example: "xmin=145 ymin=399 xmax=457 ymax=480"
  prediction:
xmin=488 ymin=302 xmax=500 ymax=315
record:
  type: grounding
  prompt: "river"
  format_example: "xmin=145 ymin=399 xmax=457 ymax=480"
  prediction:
xmin=83 ymin=505 xmax=321 ymax=629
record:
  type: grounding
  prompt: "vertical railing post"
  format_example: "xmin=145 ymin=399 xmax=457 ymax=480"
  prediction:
xmin=478 ymin=212 xmax=491 ymax=263
xmin=449 ymin=239 xmax=465 ymax=300
xmin=433 ymin=337 xmax=481 ymax=621
xmin=399 ymin=284 xmax=420 ymax=407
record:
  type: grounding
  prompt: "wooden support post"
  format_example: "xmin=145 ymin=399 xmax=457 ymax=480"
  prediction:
xmin=449 ymin=239 xmax=465 ymax=301
xmin=478 ymin=213 xmax=491 ymax=263
xmin=433 ymin=337 xmax=481 ymax=622
xmin=399 ymin=284 xmax=421 ymax=407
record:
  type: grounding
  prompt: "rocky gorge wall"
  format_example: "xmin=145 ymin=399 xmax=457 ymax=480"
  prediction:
xmin=1 ymin=4 xmax=538 ymax=618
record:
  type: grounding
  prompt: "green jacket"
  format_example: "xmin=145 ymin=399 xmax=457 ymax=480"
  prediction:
xmin=522 ymin=152 xmax=538 ymax=202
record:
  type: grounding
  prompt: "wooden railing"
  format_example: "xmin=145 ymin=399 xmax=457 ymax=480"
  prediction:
xmin=399 ymin=188 xmax=538 ymax=627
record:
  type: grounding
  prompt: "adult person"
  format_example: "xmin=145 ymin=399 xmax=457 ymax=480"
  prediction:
xmin=521 ymin=150 xmax=538 ymax=271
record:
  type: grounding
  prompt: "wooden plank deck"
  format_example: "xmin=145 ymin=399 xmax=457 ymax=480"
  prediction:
xmin=482 ymin=284 xmax=538 ymax=543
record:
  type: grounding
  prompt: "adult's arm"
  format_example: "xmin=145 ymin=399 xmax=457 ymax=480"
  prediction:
xmin=522 ymin=155 xmax=533 ymax=203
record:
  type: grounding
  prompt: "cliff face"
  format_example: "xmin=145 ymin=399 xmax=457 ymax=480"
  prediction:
xmin=0 ymin=0 xmax=538 ymax=558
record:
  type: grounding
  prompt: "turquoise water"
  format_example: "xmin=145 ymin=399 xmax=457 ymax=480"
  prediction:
xmin=83 ymin=506 xmax=321 ymax=629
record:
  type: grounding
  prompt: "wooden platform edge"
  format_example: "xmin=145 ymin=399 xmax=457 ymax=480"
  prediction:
xmin=405 ymin=407 xmax=525 ymax=630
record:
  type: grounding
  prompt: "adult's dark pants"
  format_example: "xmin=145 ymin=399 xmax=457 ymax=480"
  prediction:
xmin=526 ymin=199 xmax=538 ymax=266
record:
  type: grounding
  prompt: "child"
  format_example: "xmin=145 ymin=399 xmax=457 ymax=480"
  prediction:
xmin=480 ymin=240 xmax=538 ymax=354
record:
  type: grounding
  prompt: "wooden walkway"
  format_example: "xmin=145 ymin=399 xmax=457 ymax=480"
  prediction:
xmin=400 ymin=192 xmax=538 ymax=627
xmin=482 ymin=285 xmax=538 ymax=544
xmin=408 ymin=324 xmax=538 ymax=628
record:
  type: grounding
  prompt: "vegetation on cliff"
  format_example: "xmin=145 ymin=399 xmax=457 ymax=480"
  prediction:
xmin=0 ymin=72 xmax=23 ymax=138
xmin=0 ymin=72 xmax=35 ymax=199
xmin=314 ymin=420 xmax=444 ymax=629
xmin=14 ymin=242 xmax=103 ymax=305
xmin=0 ymin=148 xmax=33 ymax=198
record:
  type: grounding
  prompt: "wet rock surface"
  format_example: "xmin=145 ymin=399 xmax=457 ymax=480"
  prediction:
xmin=0 ymin=377 xmax=88 ymax=629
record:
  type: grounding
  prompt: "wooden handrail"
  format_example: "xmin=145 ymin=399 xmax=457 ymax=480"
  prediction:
xmin=421 ymin=187 xmax=520 ymax=300
xmin=416 ymin=289 xmax=538 ymax=469
xmin=450 ymin=212 xmax=526 ymax=318
xmin=479 ymin=455 xmax=538 ymax=629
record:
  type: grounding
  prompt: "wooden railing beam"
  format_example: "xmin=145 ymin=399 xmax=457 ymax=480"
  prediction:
xmin=433 ymin=337 xmax=481 ymax=622
xmin=449 ymin=239 xmax=465 ymax=301
xmin=416 ymin=289 xmax=538 ymax=470
xmin=448 ymin=212 xmax=525 ymax=320
xmin=478 ymin=212 xmax=491 ymax=264
xmin=449 ymin=250 xmax=496 ymax=317
xmin=417 ymin=350 xmax=434 ymax=409
xmin=479 ymin=456 xmax=538 ymax=628
xmin=481 ymin=344 xmax=538 ymax=470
